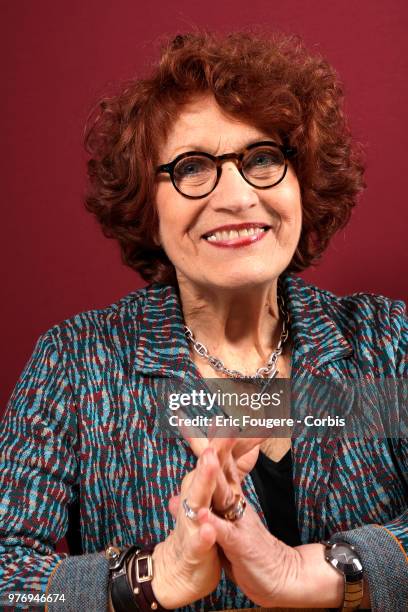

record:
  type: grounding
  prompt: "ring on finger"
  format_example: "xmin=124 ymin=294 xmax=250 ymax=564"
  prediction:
xmin=182 ymin=498 xmax=201 ymax=521
xmin=213 ymin=494 xmax=246 ymax=522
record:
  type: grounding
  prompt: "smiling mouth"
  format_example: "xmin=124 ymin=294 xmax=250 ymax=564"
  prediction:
xmin=202 ymin=224 xmax=270 ymax=243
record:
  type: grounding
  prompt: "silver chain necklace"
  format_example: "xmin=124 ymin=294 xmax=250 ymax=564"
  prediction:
xmin=184 ymin=292 xmax=289 ymax=379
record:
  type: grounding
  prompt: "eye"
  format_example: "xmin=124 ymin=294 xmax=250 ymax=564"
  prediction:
xmin=244 ymin=148 xmax=283 ymax=172
xmin=174 ymin=156 xmax=213 ymax=180
xmin=251 ymin=154 xmax=272 ymax=167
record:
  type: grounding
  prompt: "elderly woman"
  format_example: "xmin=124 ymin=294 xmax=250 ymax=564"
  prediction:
xmin=0 ymin=31 xmax=406 ymax=612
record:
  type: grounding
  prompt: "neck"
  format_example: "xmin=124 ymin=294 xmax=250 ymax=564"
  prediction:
xmin=178 ymin=277 xmax=283 ymax=372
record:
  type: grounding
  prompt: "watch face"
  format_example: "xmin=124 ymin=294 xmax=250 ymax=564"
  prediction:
xmin=327 ymin=543 xmax=363 ymax=577
xmin=334 ymin=544 xmax=356 ymax=562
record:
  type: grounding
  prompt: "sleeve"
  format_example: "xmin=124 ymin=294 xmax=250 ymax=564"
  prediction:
xmin=0 ymin=332 xmax=110 ymax=611
xmin=332 ymin=304 xmax=408 ymax=612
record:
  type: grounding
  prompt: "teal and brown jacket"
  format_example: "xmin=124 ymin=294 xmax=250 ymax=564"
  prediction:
xmin=0 ymin=275 xmax=407 ymax=611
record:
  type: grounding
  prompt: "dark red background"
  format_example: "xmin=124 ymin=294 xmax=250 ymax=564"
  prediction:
xmin=1 ymin=0 xmax=407 ymax=413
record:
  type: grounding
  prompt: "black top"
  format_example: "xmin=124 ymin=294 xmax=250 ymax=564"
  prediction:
xmin=250 ymin=449 xmax=301 ymax=546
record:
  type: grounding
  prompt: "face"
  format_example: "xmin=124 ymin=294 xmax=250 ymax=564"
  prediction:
xmin=155 ymin=96 xmax=302 ymax=292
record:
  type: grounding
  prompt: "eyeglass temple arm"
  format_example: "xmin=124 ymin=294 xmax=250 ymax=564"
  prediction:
xmin=156 ymin=163 xmax=171 ymax=174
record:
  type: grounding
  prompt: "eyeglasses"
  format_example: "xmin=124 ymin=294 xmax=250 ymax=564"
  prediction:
xmin=156 ymin=140 xmax=297 ymax=199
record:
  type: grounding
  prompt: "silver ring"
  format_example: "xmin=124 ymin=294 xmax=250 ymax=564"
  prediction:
xmin=214 ymin=495 xmax=247 ymax=522
xmin=182 ymin=498 xmax=199 ymax=521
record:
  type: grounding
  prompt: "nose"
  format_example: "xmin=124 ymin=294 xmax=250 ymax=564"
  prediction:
xmin=209 ymin=161 xmax=259 ymax=212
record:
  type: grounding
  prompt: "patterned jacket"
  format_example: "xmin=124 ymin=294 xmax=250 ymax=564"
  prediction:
xmin=0 ymin=275 xmax=407 ymax=611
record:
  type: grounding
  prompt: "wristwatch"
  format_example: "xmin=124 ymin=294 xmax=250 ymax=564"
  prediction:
xmin=106 ymin=544 xmax=140 ymax=612
xmin=322 ymin=539 xmax=364 ymax=611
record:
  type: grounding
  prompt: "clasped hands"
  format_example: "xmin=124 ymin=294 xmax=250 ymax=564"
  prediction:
xmin=151 ymin=437 xmax=339 ymax=610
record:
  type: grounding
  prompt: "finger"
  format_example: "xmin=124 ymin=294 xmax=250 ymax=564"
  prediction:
xmin=186 ymin=521 xmax=217 ymax=560
xmin=185 ymin=435 xmax=209 ymax=458
xmin=212 ymin=468 xmax=240 ymax=511
xmin=182 ymin=447 xmax=219 ymax=510
xmin=197 ymin=522 xmax=217 ymax=550
xmin=210 ymin=438 xmax=243 ymax=489
xmin=209 ymin=437 xmax=236 ymax=468
xmin=209 ymin=437 xmax=259 ymax=475
xmin=196 ymin=507 xmax=236 ymax=551
xmin=211 ymin=447 xmax=243 ymax=511
xmin=183 ymin=443 xmax=242 ymax=515
xmin=169 ymin=494 xmax=180 ymax=518
xmin=215 ymin=438 xmax=262 ymax=484
xmin=231 ymin=437 xmax=264 ymax=460
xmin=206 ymin=418 xmax=239 ymax=442
xmin=186 ymin=438 xmax=255 ymax=514
xmin=204 ymin=439 xmax=243 ymax=509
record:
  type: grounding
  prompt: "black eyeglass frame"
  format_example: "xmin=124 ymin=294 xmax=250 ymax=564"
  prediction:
xmin=156 ymin=140 xmax=297 ymax=199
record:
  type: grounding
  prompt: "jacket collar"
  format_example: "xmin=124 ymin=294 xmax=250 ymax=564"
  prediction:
xmin=115 ymin=275 xmax=353 ymax=378
xmin=111 ymin=283 xmax=192 ymax=379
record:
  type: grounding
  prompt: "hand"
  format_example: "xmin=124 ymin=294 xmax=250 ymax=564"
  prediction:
xmin=187 ymin=435 xmax=263 ymax=482
xmin=190 ymin=444 xmax=345 ymax=610
xmin=168 ymin=440 xmax=299 ymax=607
xmin=151 ymin=447 xmax=220 ymax=609
xmin=197 ymin=499 xmax=300 ymax=607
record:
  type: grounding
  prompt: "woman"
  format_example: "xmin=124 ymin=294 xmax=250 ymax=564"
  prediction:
xmin=0 ymin=31 xmax=406 ymax=612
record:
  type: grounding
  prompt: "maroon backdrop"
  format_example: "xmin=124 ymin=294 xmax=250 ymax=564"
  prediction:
xmin=1 ymin=0 xmax=407 ymax=413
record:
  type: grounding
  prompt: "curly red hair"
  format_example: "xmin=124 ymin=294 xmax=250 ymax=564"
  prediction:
xmin=84 ymin=31 xmax=365 ymax=284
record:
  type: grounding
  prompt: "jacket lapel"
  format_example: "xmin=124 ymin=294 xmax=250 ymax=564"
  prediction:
xmin=281 ymin=276 xmax=354 ymax=541
xmin=109 ymin=283 xmax=192 ymax=379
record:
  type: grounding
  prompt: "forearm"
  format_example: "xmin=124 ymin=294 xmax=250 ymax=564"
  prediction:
xmin=46 ymin=551 xmax=110 ymax=611
xmin=331 ymin=521 xmax=408 ymax=611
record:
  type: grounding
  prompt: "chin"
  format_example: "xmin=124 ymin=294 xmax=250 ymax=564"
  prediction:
xmin=175 ymin=259 xmax=288 ymax=292
xmin=205 ymin=269 xmax=279 ymax=290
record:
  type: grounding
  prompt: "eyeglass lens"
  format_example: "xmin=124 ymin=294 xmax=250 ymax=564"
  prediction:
xmin=173 ymin=145 xmax=286 ymax=197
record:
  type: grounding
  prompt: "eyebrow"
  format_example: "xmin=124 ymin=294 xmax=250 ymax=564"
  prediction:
xmin=167 ymin=135 xmax=278 ymax=161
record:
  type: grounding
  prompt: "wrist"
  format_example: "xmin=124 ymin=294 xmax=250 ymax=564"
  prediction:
xmin=294 ymin=543 xmax=344 ymax=608
xmin=107 ymin=543 xmax=171 ymax=612
xmin=238 ymin=532 xmax=302 ymax=608
xmin=269 ymin=543 xmax=344 ymax=608
xmin=108 ymin=592 xmax=115 ymax=612
xmin=150 ymin=541 xmax=175 ymax=609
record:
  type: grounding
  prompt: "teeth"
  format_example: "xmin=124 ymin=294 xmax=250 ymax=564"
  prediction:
xmin=205 ymin=227 xmax=267 ymax=241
